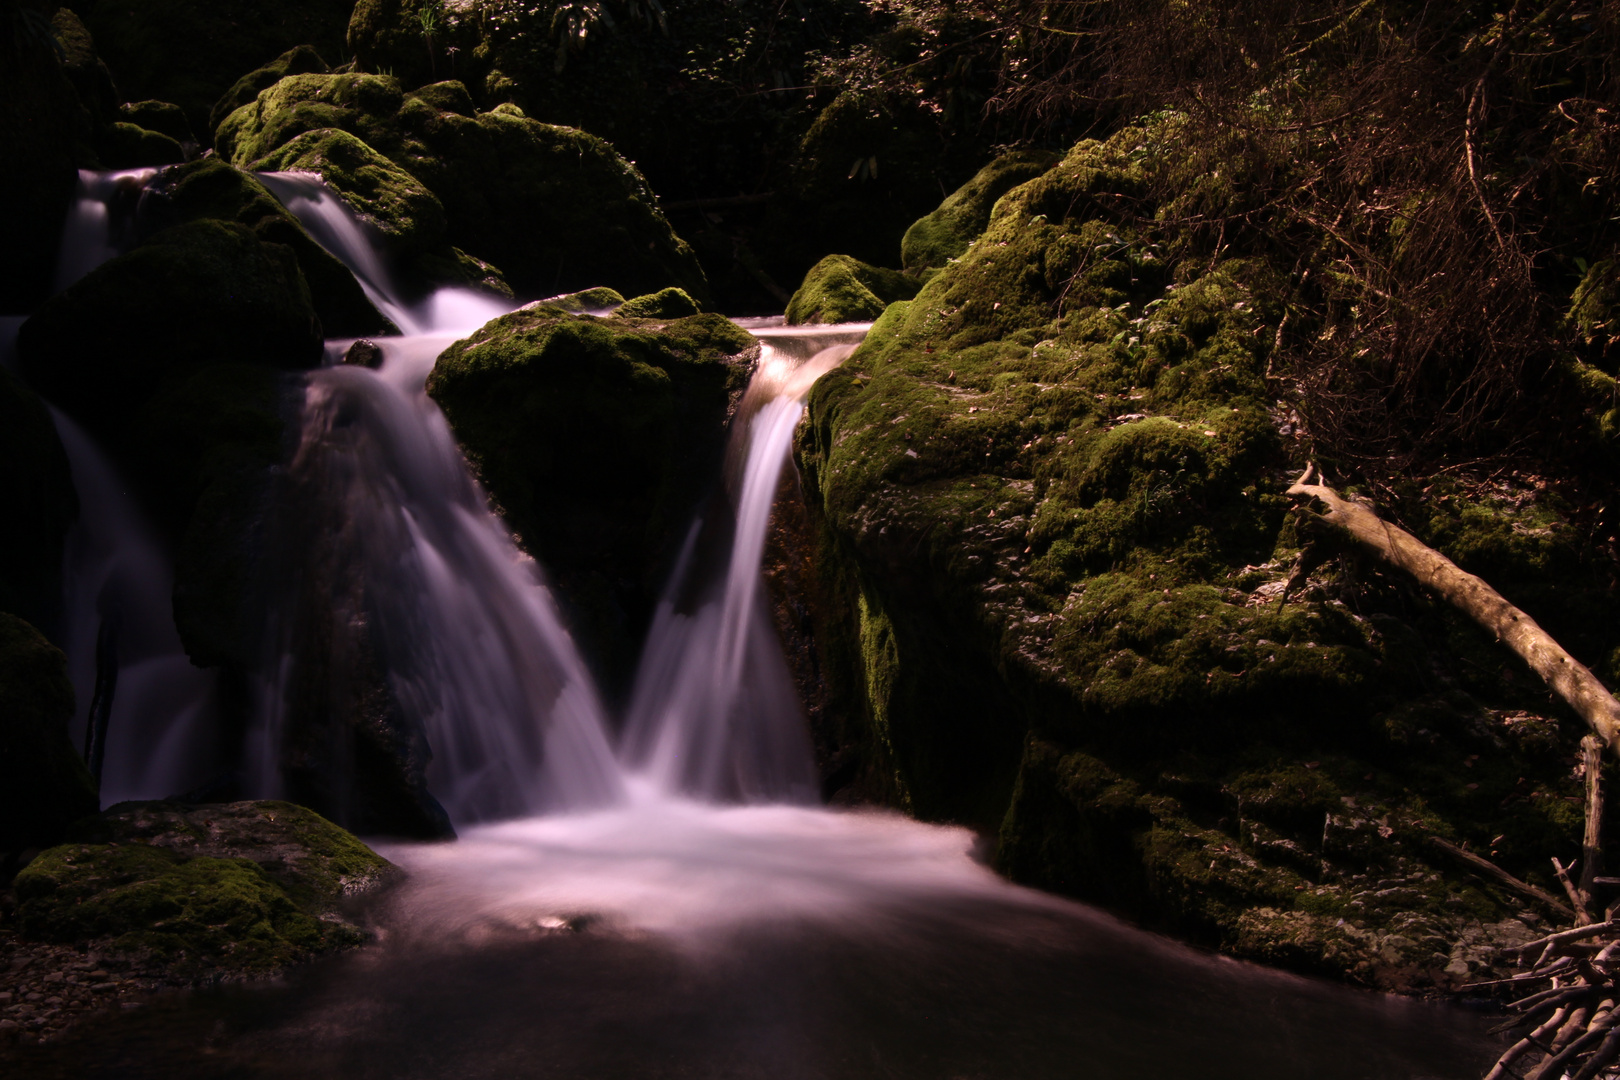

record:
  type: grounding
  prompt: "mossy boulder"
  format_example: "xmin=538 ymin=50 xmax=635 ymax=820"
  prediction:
xmin=0 ymin=368 xmax=78 ymax=636
xmin=99 ymin=121 xmax=185 ymax=168
xmin=14 ymin=800 xmax=393 ymax=977
xmin=142 ymin=157 xmax=395 ymax=338
xmin=427 ymin=309 xmax=755 ymax=685
xmin=794 ymin=118 xmax=1612 ymax=988
xmin=785 ymin=254 xmax=919 ymax=325
xmin=209 ymin=44 xmax=332 ymax=138
xmin=120 ymin=100 xmax=196 ymax=147
xmin=216 ymin=72 xmax=710 ymax=302
xmin=614 ymin=287 xmax=700 ymax=320
xmin=73 ymin=0 xmax=354 ymax=137
xmin=901 ymin=149 xmax=1062 ymax=272
xmin=52 ymin=8 xmax=119 ymax=133
xmin=0 ymin=614 xmax=98 ymax=853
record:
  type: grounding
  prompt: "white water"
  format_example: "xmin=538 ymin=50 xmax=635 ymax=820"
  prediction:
xmin=52 ymin=168 xmax=157 ymax=294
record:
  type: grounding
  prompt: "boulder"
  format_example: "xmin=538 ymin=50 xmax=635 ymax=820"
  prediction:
xmin=72 ymin=0 xmax=353 ymax=138
xmin=0 ymin=368 xmax=79 ymax=637
xmin=794 ymin=118 xmax=1617 ymax=988
xmin=901 ymin=149 xmax=1061 ymax=272
xmin=0 ymin=614 xmax=98 ymax=853
xmin=14 ymin=800 xmax=393 ymax=977
xmin=427 ymin=309 xmax=755 ymax=685
xmin=785 ymin=254 xmax=918 ymax=325
xmin=99 ymin=121 xmax=185 ymax=168
xmin=119 ymin=100 xmax=197 ymax=147
xmin=209 ymin=44 xmax=332 ymax=139
xmin=217 ymin=72 xmax=709 ymax=301
xmin=141 ymin=157 xmax=394 ymax=338
xmin=614 ymin=287 xmax=700 ymax=320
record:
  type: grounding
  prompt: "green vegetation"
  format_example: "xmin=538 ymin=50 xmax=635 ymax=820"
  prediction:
xmin=785 ymin=254 xmax=918 ymax=325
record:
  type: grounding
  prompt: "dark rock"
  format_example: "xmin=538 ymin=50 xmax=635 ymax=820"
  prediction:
xmin=0 ymin=367 xmax=78 ymax=637
xmin=119 ymin=100 xmax=196 ymax=148
xmin=427 ymin=310 xmax=755 ymax=687
xmin=52 ymin=8 xmax=119 ymax=133
xmin=343 ymin=339 xmax=384 ymax=367
xmin=141 ymin=157 xmax=394 ymax=338
xmin=0 ymin=614 xmax=98 ymax=853
xmin=99 ymin=122 xmax=185 ymax=168
xmin=0 ymin=7 xmax=92 ymax=311
xmin=785 ymin=254 xmax=918 ymax=325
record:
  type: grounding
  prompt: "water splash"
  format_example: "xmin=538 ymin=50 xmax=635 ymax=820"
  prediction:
xmin=52 ymin=168 xmax=157 ymax=294
xmin=621 ymin=324 xmax=868 ymax=802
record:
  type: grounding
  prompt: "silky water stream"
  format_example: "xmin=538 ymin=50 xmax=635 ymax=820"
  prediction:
xmin=7 ymin=171 xmax=1498 ymax=1078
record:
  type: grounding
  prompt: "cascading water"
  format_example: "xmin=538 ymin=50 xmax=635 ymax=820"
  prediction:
xmin=621 ymin=323 xmax=866 ymax=802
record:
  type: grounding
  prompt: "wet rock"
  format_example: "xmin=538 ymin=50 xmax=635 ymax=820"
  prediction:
xmin=613 ymin=288 xmax=701 ymax=320
xmin=118 ymin=100 xmax=196 ymax=149
xmin=209 ymin=44 xmax=332 ymax=139
xmin=343 ymin=339 xmax=384 ymax=368
xmin=785 ymin=254 xmax=918 ymax=325
xmin=99 ymin=122 xmax=185 ymax=169
xmin=428 ymin=309 xmax=755 ymax=688
xmin=0 ymin=614 xmax=98 ymax=854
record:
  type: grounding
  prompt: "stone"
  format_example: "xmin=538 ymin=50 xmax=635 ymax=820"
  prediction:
xmin=343 ymin=339 xmax=384 ymax=367
xmin=0 ymin=614 xmax=99 ymax=853
xmin=784 ymin=254 xmax=918 ymax=325
xmin=901 ymin=149 xmax=1061 ymax=272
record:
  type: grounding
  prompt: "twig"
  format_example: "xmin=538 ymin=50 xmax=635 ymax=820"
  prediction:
xmin=1556 ymin=857 xmax=1597 ymax=925
xmin=1425 ymin=835 xmax=1577 ymax=920
xmin=1582 ymin=735 xmax=1606 ymax=912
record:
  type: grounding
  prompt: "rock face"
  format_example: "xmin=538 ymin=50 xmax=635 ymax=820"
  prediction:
xmin=795 ymin=119 xmax=1620 ymax=990
xmin=428 ymin=307 xmax=756 ymax=688
xmin=13 ymin=800 xmax=393 ymax=978
xmin=216 ymin=73 xmax=709 ymax=302
xmin=785 ymin=255 xmax=919 ymax=325
xmin=0 ymin=615 xmax=98 ymax=854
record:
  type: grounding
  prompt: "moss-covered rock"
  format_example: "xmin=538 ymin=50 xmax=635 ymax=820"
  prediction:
xmin=99 ymin=121 xmax=186 ymax=168
xmin=901 ymin=149 xmax=1061 ymax=272
xmin=142 ymin=157 xmax=395 ymax=338
xmin=794 ymin=118 xmax=1613 ymax=989
xmin=216 ymin=71 xmax=710 ymax=302
xmin=427 ymin=309 xmax=755 ymax=685
xmin=209 ymin=44 xmax=332 ymax=139
xmin=0 ymin=614 xmax=98 ymax=853
xmin=14 ymin=800 xmax=393 ymax=977
xmin=614 ymin=287 xmax=700 ymax=320
xmin=73 ymin=0 xmax=354 ymax=138
xmin=785 ymin=254 xmax=919 ymax=325
xmin=120 ymin=100 xmax=196 ymax=147
xmin=52 ymin=8 xmax=119 ymax=134
xmin=0 ymin=367 xmax=78 ymax=636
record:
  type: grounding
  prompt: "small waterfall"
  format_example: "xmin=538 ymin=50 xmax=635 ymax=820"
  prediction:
xmin=53 ymin=168 xmax=157 ymax=294
xmin=621 ymin=323 xmax=867 ymax=801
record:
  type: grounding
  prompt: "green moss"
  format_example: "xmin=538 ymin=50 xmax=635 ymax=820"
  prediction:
xmin=901 ymin=149 xmax=1061 ymax=272
xmin=120 ymin=101 xmax=195 ymax=147
xmin=785 ymin=255 xmax=919 ymax=325
xmin=537 ymin=287 xmax=626 ymax=313
xmin=209 ymin=44 xmax=332 ymax=139
xmin=427 ymin=310 xmax=753 ymax=686
xmin=100 ymin=122 xmax=185 ymax=169
xmin=1571 ymin=257 xmax=1620 ymax=353
xmin=147 ymin=157 xmax=394 ymax=337
xmin=0 ymin=614 xmax=98 ymax=852
xmin=614 ymin=288 xmax=701 ymax=320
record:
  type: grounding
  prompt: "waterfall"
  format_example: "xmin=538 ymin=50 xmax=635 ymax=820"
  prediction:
xmin=52 ymin=168 xmax=157 ymax=295
xmin=621 ymin=324 xmax=866 ymax=802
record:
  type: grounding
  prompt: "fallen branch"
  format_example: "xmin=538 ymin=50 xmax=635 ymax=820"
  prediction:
xmin=1426 ymin=835 xmax=1576 ymax=920
xmin=1287 ymin=465 xmax=1620 ymax=756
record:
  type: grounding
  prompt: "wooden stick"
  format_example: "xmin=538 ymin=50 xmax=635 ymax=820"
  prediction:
xmin=1572 ymin=1026 xmax=1620 ymax=1080
xmin=1486 ymin=1005 xmax=1573 ymax=1080
xmin=1426 ymin=835 xmax=1577 ymax=919
xmin=1582 ymin=734 xmax=1606 ymax=911
xmin=1556 ymin=856 xmax=1597 ymax=925
xmin=1510 ymin=922 xmax=1620 ymax=956
xmin=1288 ymin=466 xmax=1620 ymax=755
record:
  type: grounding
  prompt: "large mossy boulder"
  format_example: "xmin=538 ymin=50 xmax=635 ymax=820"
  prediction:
xmin=140 ymin=157 xmax=394 ymax=338
xmin=14 ymin=800 xmax=393 ymax=977
xmin=209 ymin=44 xmax=332 ymax=137
xmin=0 ymin=615 xmax=98 ymax=854
xmin=0 ymin=368 xmax=78 ymax=637
xmin=795 ymin=120 xmax=1617 ymax=989
xmin=70 ymin=0 xmax=354 ymax=138
xmin=901 ymin=149 xmax=1061 ymax=272
xmin=216 ymin=72 xmax=709 ymax=302
xmin=785 ymin=254 xmax=919 ymax=325
xmin=427 ymin=308 xmax=755 ymax=685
